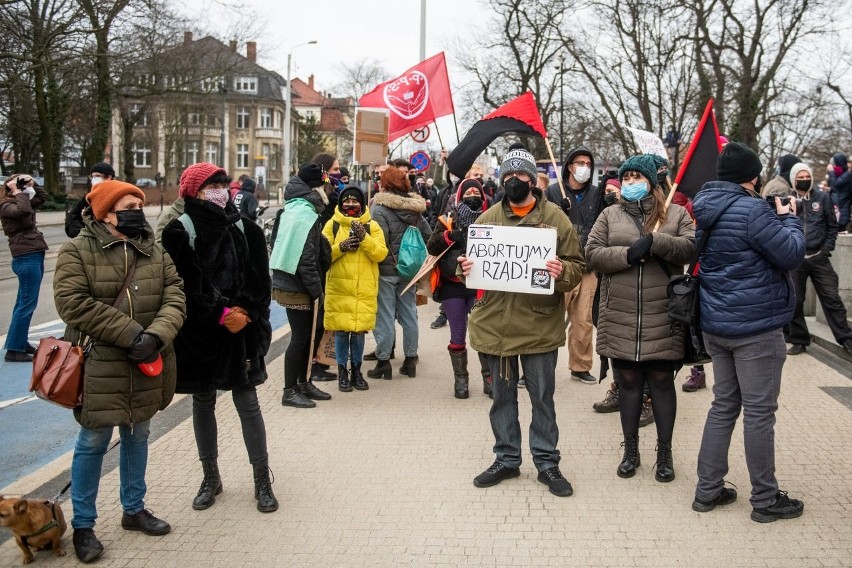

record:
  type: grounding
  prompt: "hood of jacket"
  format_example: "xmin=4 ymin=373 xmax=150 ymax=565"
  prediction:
xmin=561 ymin=145 xmax=596 ymax=191
xmin=833 ymin=153 xmax=848 ymax=170
xmin=372 ymin=190 xmax=427 ymax=225
xmin=284 ymin=176 xmax=326 ymax=211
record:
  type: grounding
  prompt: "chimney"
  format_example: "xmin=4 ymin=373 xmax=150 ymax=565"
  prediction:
xmin=229 ymin=39 xmax=237 ymax=52
xmin=246 ymin=41 xmax=256 ymax=63
xmin=184 ymin=31 xmax=193 ymax=45
xmin=308 ymin=75 xmax=315 ymax=90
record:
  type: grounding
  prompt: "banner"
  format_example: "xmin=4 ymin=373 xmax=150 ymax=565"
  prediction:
xmin=465 ymin=224 xmax=557 ymax=295
xmin=358 ymin=52 xmax=455 ymax=143
xmin=628 ymin=128 xmax=668 ymax=160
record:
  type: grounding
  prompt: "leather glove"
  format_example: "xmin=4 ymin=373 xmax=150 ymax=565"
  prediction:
xmin=126 ymin=332 xmax=161 ymax=363
xmin=560 ymin=197 xmax=571 ymax=215
xmin=626 ymin=235 xmax=654 ymax=265
xmin=350 ymin=220 xmax=366 ymax=241
xmin=339 ymin=236 xmax=360 ymax=252
xmin=223 ymin=306 xmax=251 ymax=333
xmin=447 ymin=229 xmax=465 ymax=243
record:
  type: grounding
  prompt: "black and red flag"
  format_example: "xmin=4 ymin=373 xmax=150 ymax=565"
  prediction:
xmin=674 ymin=99 xmax=723 ymax=199
xmin=447 ymin=91 xmax=547 ymax=178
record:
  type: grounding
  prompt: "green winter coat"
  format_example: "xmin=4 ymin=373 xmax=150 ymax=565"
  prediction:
xmin=53 ymin=213 xmax=186 ymax=429
xmin=468 ymin=190 xmax=586 ymax=356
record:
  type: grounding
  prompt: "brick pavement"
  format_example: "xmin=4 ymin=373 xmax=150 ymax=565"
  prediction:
xmin=2 ymin=303 xmax=851 ymax=567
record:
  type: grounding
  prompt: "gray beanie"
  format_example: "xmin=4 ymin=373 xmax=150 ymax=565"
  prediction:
xmin=500 ymin=146 xmax=538 ymax=181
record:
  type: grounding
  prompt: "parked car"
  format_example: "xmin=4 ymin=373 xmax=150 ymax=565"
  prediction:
xmin=135 ymin=178 xmax=157 ymax=188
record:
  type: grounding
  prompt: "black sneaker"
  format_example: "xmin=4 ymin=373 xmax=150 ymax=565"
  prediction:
xmin=4 ymin=350 xmax=33 ymax=362
xmin=787 ymin=344 xmax=806 ymax=355
xmin=473 ymin=461 xmax=520 ymax=488
xmin=692 ymin=487 xmax=738 ymax=512
xmin=570 ymin=371 xmax=597 ymax=384
xmin=73 ymin=528 xmax=104 ymax=563
xmin=121 ymin=509 xmax=171 ymax=536
xmin=430 ymin=313 xmax=448 ymax=328
xmin=310 ymin=363 xmax=336 ymax=381
xmin=750 ymin=491 xmax=804 ymax=523
xmin=537 ymin=466 xmax=573 ymax=497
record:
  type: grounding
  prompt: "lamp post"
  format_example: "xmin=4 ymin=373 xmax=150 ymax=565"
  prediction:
xmin=219 ymin=81 xmax=227 ymax=167
xmin=283 ymin=40 xmax=317 ymax=180
xmin=559 ymin=53 xmax=565 ymax=167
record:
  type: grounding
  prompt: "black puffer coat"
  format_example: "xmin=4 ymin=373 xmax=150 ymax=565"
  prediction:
xmin=161 ymin=198 xmax=272 ymax=393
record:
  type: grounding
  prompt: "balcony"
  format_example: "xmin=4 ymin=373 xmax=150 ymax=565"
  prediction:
xmin=255 ymin=128 xmax=282 ymax=139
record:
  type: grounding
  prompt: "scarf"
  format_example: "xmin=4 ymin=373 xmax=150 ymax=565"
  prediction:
xmin=269 ymin=198 xmax=318 ymax=275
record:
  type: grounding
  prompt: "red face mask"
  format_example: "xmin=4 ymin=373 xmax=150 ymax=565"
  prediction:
xmin=342 ymin=204 xmax=361 ymax=217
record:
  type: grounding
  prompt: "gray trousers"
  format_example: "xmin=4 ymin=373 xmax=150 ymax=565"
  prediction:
xmin=695 ymin=329 xmax=785 ymax=508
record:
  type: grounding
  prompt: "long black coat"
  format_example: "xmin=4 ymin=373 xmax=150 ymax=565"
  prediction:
xmin=162 ymin=198 xmax=272 ymax=393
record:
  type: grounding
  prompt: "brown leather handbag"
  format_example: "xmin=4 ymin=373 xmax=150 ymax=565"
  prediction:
xmin=29 ymin=252 xmax=137 ymax=409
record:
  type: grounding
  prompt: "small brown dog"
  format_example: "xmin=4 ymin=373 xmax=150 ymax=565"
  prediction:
xmin=0 ymin=496 xmax=67 ymax=564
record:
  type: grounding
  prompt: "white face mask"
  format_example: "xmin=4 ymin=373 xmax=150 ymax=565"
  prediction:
xmin=23 ymin=187 xmax=36 ymax=200
xmin=573 ymin=165 xmax=591 ymax=184
xmin=91 ymin=176 xmax=105 ymax=187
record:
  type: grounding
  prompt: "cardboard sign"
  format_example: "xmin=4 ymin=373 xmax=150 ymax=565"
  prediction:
xmin=465 ymin=224 xmax=557 ymax=295
xmin=628 ymin=127 xmax=668 ymax=160
xmin=316 ymin=331 xmax=336 ymax=367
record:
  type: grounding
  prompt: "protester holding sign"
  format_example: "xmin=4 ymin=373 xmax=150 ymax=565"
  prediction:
xmin=460 ymin=144 xmax=585 ymax=498
xmin=585 ymin=154 xmax=695 ymax=483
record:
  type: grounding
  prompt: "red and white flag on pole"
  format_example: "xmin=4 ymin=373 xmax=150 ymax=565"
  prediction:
xmin=358 ymin=52 xmax=455 ymax=143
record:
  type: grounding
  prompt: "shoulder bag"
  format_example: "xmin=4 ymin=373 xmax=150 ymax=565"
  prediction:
xmin=666 ymin=228 xmax=711 ymax=365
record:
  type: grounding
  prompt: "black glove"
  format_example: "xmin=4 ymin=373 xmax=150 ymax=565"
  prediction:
xmin=560 ymin=197 xmax=571 ymax=215
xmin=447 ymin=229 xmax=465 ymax=243
xmin=126 ymin=332 xmax=160 ymax=363
xmin=821 ymin=246 xmax=832 ymax=258
xmin=626 ymin=235 xmax=654 ymax=266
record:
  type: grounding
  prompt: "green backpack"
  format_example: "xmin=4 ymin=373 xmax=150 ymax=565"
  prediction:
xmin=394 ymin=225 xmax=427 ymax=280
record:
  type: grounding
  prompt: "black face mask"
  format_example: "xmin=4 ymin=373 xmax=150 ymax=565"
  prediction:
xmin=603 ymin=192 xmax=619 ymax=207
xmin=503 ymin=177 xmax=531 ymax=203
xmin=114 ymin=209 xmax=145 ymax=238
xmin=795 ymin=180 xmax=811 ymax=192
xmin=753 ymin=177 xmax=762 ymax=194
xmin=462 ymin=197 xmax=483 ymax=211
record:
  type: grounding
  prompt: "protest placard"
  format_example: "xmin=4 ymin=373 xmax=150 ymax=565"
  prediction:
xmin=465 ymin=224 xmax=557 ymax=295
xmin=628 ymin=127 xmax=668 ymax=160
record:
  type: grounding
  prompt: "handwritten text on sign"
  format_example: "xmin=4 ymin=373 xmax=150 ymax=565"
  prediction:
xmin=465 ymin=224 xmax=557 ymax=295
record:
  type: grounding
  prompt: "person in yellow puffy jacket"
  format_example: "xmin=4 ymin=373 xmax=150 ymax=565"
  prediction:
xmin=322 ymin=187 xmax=388 ymax=392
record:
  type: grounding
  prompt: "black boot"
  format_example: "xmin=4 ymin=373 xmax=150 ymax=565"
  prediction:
xmin=192 ymin=459 xmax=223 ymax=510
xmin=478 ymin=352 xmax=492 ymax=398
xmin=367 ymin=359 xmax=392 ymax=379
xmin=252 ymin=462 xmax=279 ymax=513
xmin=338 ymin=364 xmax=353 ymax=392
xmin=351 ymin=363 xmax=369 ymax=390
xmin=449 ymin=348 xmax=469 ymax=399
xmin=298 ymin=380 xmax=331 ymax=400
xmin=73 ymin=528 xmax=104 ymax=563
xmin=399 ymin=356 xmax=418 ymax=377
xmin=617 ymin=435 xmax=641 ymax=478
xmin=310 ymin=362 xmax=336 ymax=381
xmin=281 ymin=387 xmax=316 ymax=408
xmin=654 ymin=440 xmax=675 ymax=482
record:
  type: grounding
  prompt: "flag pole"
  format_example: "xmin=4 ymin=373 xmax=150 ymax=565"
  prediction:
xmin=653 ymin=178 xmax=680 ymax=232
xmin=433 ymin=120 xmax=446 ymax=151
xmin=452 ymin=112 xmax=460 ymax=144
xmin=544 ymin=137 xmax=567 ymax=200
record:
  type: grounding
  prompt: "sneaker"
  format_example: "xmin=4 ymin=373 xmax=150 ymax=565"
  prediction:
xmin=787 ymin=344 xmax=806 ymax=355
xmin=121 ymin=509 xmax=171 ymax=536
xmin=639 ymin=396 xmax=655 ymax=427
xmin=692 ymin=487 xmax=738 ymax=512
xmin=682 ymin=367 xmax=706 ymax=392
xmin=310 ymin=362 xmax=336 ymax=381
xmin=536 ymin=466 xmax=573 ymax=497
xmin=570 ymin=371 xmax=597 ymax=384
xmin=473 ymin=461 xmax=520 ymax=488
xmin=73 ymin=528 xmax=104 ymax=563
xmin=750 ymin=491 xmax=804 ymax=523
xmin=842 ymin=339 xmax=852 ymax=353
xmin=430 ymin=313 xmax=447 ymax=329
xmin=592 ymin=388 xmax=619 ymax=413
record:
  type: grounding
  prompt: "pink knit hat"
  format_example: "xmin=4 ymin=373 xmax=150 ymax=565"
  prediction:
xmin=179 ymin=162 xmax=226 ymax=198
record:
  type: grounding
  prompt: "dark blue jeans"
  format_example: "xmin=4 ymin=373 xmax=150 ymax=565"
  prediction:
xmin=5 ymin=251 xmax=44 ymax=352
xmin=335 ymin=331 xmax=366 ymax=366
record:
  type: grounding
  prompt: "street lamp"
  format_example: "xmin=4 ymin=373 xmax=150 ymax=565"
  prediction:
xmin=559 ymin=53 xmax=565 ymax=166
xmin=284 ymin=40 xmax=318 ymax=180
xmin=219 ymin=81 xmax=227 ymax=167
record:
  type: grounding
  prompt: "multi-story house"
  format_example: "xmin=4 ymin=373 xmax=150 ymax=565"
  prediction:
xmin=290 ymin=75 xmax=353 ymax=165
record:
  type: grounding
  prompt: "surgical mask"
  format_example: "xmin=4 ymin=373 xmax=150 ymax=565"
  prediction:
xmin=503 ymin=177 xmax=531 ymax=203
xmin=22 ymin=187 xmax=36 ymax=200
xmin=463 ymin=196 xmax=483 ymax=211
xmin=603 ymin=192 xmax=619 ymax=207
xmin=573 ymin=165 xmax=591 ymax=184
xmin=795 ymin=180 xmax=811 ymax=192
xmin=203 ymin=187 xmax=229 ymax=208
xmin=91 ymin=176 xmax=105 ymax=187
xmin=620 ymin=182 xmax=649 ymax=202
xmin=114 ymin=209 xmax=146 ymax=238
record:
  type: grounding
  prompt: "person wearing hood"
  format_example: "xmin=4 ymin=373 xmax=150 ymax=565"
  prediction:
xmin=233 ymin=177 xmax=260 ymax=222
xmin=161 ymin=163 xmax=278 ymax=514
xmin=691 ymin=142 xmax=805 ymax=523
xmin=54 ymin=180 xmax=186 ymax=563
xmin=321 ymin=187 xmax=388 ymax=392
xmin=459 ymin=144 xmax=585 ymax=498
xmin=270 ymin=163 xmax=334 ymax=407
xmin=366 ymin=167 xmax=432 ymax=380
xmin=784 ymin=162 xmax=852 ymax=355
xmin=546 ymin=145 xmax=604 ymax=385
xmin=827 ymin=153 xmax=852 ymax=232
xmin=427 ymin=177 xmax=491 ymax=399
xmin=66 ymin=162 xmax=116 ymax=238
xmin=585 ymin=154 xmax=695 ymax=483
xmin=761 ymin=154 xmax=800 ymax=198
xmin=313 ymin=152 xmax=344 ymax=228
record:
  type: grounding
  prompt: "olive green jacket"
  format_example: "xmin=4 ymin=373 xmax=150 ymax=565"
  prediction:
xmin=54 ymin=213 xmax=186 ymax=429
xmin=468 ymin=190 xmax=585 ymax=356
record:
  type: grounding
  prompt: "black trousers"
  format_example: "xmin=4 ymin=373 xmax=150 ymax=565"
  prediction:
xmin=785 ymin=253 xmax=852 ymax=346
xmin=285 ymin=307 xmax=314 ymax=388
xmin=193 ymin=387 xmax=268 ymax=465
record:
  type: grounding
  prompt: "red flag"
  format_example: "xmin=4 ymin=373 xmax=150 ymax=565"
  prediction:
xmin=358 ymin=52 xmax=455 ymax=143
xmin=447 ymin=91 xmax=547 ymax=178
xmin=674 ymin=99 xmax=723 ymax=199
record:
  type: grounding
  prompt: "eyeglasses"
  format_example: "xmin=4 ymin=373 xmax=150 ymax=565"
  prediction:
xmin=572 ymin=161 xmax=592 ymax=168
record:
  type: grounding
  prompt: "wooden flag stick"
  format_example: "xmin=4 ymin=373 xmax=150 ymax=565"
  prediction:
xmin=653 ymin=178 xmax=680 ymax=232
xmin=544 ymin=137 xmax=567 ymax=200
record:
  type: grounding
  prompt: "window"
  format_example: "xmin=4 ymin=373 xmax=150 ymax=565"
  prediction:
xmin=236 ymin=144 xmax=249 ymax=168
xmin=236 ymin=106 xmax=249 ymax=129
xmin=269 ymin=144 xmax=279 ymax=170
xmin=188 ymin=111 xmax=201 ymax=126
xmin=302 ymin=109 xmax=317 ymax=121
xmin=202 ymin=76 xmax=224 ymax=93
xmin=137 ymin=73 xmax=155 ymax=87
xmin=186 ymin=141 xmax=199 ymax=164
xmin=260 ymin=108 xmax=272 ymax=128
xmin=130 ymin=103 xmax=149 ymax=126
xmin=206 ymin=142 xmax=219 ymax=164
xmin=261 ymin=143 xmax=270 ymax=164
xmin=133 ymin=142 xmax=151 ymax=167
xmin=233 ymin=76 xmax=257 ymax=93
xmin=206 ymin=113 xmax=220 ymax=127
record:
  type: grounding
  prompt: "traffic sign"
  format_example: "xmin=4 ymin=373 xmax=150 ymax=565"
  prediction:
xmin=411 ymin=126 xmax=430 ymax=143
xmin=409 ymin=151 xmax=431 ymax=172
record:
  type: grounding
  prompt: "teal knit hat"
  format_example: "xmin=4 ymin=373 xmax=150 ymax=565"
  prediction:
xmin=618 ymin=154 xmax=660 ymax=186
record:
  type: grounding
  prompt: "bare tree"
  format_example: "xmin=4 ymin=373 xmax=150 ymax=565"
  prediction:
xmin=333 ymin=59 xmax=391 ymax=101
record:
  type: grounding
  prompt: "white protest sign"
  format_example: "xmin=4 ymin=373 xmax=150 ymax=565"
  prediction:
xmin=465 ymin=224 xmax=557 ymax=295
xmin=628 ymin=127 xmax=668 ymax=160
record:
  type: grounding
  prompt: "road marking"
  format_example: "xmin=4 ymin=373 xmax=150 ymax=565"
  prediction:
xmin=0 ymin=396 xmax=36 ymax=409
xmin=0 ymin=318 xmax=65 ymax=346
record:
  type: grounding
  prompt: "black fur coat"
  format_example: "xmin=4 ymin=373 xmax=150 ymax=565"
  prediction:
xmin=162 ymin=198 xmax=272 ymax=392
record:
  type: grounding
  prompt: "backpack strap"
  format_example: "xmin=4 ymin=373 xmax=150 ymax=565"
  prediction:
xmin=333 ymin=220 xmax=370 ymax=239
xmin=178 ymin=213 xmax=244 ymax=251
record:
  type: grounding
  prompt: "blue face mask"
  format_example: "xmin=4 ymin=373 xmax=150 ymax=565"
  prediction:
xmin=621 ymin=182 xmax=649 ymax=201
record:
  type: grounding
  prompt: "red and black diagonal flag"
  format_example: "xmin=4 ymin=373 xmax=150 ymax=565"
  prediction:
xmin=674 ymin=99 xmax=723 ymax=199
xmin=447 ymin=91 xmax=547 ymax=179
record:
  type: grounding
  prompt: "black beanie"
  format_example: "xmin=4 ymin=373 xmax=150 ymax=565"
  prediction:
xmin=90 ymin=162 xmax=116 ymax=178
xmin=338 ymin=186 xmax=365 ymax=209
xmin=717 ymin=142 xmax=762 ymax=184
xmin=298 ymin=163 xmax=325 ymax=188
xmin=777 ymin=154 xmax=801 ymax=180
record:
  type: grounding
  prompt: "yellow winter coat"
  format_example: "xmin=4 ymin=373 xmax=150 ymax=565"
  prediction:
xmin=322 ymin=208 xmax=388 ymax=332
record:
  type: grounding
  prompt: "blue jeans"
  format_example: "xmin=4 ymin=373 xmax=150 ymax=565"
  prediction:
xmin=374 ymin=275 xmax=419 ymax=360
xmin=71 ymin=421 xmax=150 ymax=529
xmin=335 ymin=332 xmax=366 ymax=366
xmin=486 ymin=350 xmax=560 ymax=472
xmin=4 ymin=251 xmax=44 ymax=352
xmin=695 ymin=329 xmax=785 ymax=508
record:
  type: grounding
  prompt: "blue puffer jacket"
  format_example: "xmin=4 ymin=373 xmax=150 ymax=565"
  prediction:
xmin=693 ymin=181 xmax=804 ymax=338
